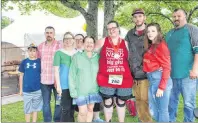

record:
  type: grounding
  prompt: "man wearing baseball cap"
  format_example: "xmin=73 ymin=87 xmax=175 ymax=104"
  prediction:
xmin=125 ymin=8 xmax=152 ymax=122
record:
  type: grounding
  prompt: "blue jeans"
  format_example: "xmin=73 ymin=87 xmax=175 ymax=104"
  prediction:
xmin=197 ymin=79 xmax=198 ymax=91
xmin=147 ymin=70 xmax=172 ymax=122
xmin=168 ymin=77 xmax=197 ymax=122
xmin=41 ymin=83 xmax=61 ymax=122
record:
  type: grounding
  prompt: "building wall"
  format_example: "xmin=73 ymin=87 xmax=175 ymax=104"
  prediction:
xmin=1 ymin=42 xmax=25 ymax=72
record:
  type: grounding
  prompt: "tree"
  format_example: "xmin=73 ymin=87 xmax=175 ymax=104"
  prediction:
xmin=59 ymin=0 xmax=124 ymax=39
xmin=2 ymin=0 xmax=198 ymax=38
xmin=115 ymin=1 xmax=198 ymax=34
xmin=102 ymin=1 xmax=124 ymax=37
xmin=1 ymin=16 xmax=14 ymax=29
xmin=60 ymin=0 xmax=99 ymax=39
xmin=2 ymin=0 xmax=123 ymax=39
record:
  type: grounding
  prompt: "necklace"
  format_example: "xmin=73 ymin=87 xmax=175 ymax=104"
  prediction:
xmin=108 ymin=37 xmax=121 ymax=59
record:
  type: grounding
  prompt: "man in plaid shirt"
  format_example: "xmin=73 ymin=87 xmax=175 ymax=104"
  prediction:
xmin=38 ymin=26 xmax=61 ymax=122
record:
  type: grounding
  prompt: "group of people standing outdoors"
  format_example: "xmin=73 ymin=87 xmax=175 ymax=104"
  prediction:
xmin=18 ymin=7 xmax=198 ymax=122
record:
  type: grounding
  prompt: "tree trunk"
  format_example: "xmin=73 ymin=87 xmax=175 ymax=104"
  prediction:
xmin=60 ymin=0 xmax=99 ymax=39
xmin=85 ymin=0 xmax=99 ymax=40
xmin=103 ymin=0 xmax=115 ymax=37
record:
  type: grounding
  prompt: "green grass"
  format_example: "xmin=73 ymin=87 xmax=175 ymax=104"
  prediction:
xmin=2 ymin=93 xmax=198 ymax=122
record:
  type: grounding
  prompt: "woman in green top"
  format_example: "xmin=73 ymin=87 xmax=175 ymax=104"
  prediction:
xmin=53 ymin=32 xmax=77 ymax=122
xmin=69 ymin=36 xmax=102 ymax=122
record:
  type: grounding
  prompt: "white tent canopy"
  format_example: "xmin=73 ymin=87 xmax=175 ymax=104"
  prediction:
xmin=2 ymin=14 xmax=86 ymax=47
xmin=2 ymin=10 xmax=128 ymax=48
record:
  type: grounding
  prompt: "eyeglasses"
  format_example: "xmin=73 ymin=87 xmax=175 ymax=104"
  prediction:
xmin=107 ymin=27 xmax=118 ymax=31
xmin=75 ymin=39 xmax=83 ymax=41
xmin=63 ymin=38 xmax=74 ymax=40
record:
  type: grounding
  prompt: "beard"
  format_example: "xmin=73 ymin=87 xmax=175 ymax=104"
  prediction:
xmin=46 ymin=36 xmax=53 ymax=41
xmin=174 ymin=21 xmax=180 ymax=27
xmin=136 ymin=21 xmax=144 ymax=27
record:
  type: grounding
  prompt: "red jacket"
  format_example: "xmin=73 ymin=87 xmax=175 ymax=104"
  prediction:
xmin=143 ymin=41 xmax=171 ymax=90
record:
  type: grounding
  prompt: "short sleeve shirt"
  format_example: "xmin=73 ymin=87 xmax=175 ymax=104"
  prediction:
xmin=19 ymin=58 xmax=41 ymax=92
xmin=53 ymin=49 xmax=77 ymax=89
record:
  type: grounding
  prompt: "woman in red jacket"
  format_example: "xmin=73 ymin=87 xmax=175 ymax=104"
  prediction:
xmin=143 ymin=23 xmax=172 ymax=122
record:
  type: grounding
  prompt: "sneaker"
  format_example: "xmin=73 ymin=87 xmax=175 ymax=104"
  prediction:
xmin=194 ymin=107 xmax=198 ymax=118
xmin=93 ymin=118 xmax=104 ymax=122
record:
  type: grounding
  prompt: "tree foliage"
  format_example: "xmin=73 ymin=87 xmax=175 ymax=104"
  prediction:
xmin=2 ymin=0 xmax=81 ymax=17
xmin=38 ymin=1 xmax=87 ymax=18
xmin=1 ymin=16 xmax=14 ymax=29
xmin=115 ymin=1 xmax=198 ymax=34
xmin=2 ymin=0 xmax=198 ymax=37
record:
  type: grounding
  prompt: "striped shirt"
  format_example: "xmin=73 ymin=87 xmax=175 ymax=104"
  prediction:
xmin=38 ymin=40 xmax=61 ymax=85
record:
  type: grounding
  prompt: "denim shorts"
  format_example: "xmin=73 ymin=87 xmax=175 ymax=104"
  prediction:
xmin=73 ymin=93 xmax=102 ymax=106
xmin=196 ymin=79 xmax=198 ymax=91
xmin=99 ymin=87 xmax=132 ymax=101
xmin=23 ymin=89 xmax=43 ymax=114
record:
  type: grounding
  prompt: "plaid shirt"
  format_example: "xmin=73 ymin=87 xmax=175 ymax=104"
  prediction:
xmin=38 ymin=40 xmax=61 ymax=85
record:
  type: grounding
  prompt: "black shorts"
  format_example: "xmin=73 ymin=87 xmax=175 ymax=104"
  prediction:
xmin=75 ymin=103 xmax=101 ymax=112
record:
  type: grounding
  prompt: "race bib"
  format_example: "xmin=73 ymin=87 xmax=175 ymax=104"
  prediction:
xmin=108 ymin=75 xmax=123 ymax=85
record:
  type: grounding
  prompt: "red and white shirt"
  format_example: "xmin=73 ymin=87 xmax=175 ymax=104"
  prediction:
xmin=38 ymin=40 xmax=61 ymax=85
xmin=97 ymin=37 xmax=133 ymax=88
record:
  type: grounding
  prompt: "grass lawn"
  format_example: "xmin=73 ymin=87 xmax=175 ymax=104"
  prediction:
xmin=2 ymin=92 xmax=198 ymax=122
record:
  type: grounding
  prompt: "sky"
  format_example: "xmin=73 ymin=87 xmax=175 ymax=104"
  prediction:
xmin=2 ymin=1 xmax=51 ymax=20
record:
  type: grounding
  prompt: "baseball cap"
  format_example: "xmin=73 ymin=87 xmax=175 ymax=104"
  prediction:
xmin=132 ymin=8 xmax=145 ymax=16
xmin=28 ymin=43 xmax=37 ymax=49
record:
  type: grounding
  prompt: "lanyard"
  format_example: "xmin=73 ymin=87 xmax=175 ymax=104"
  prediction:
xmin=108 ymin=37 xmax=121 ymax=53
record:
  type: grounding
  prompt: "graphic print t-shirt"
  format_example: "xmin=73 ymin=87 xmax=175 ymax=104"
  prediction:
xmin=19 ymin=58 xmax=41 ymax=92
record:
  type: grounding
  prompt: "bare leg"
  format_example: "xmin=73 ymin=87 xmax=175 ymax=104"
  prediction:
xmin=78 ymin=105 xmax=88 ymax=122
xmin=87 ymin=103 xmax=94 ymax=122
xmin=93 ymin=111 xmax=100 ymax=120
xmin=25 ymin=114 xmax=31 ymax=122
xmin=103 ymin=98 xmax=113 ymax=122
xmin=32 ymin=112 xmax=38 ymax=122
xmin=115 ymin=98 xmax=126 ymax=122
